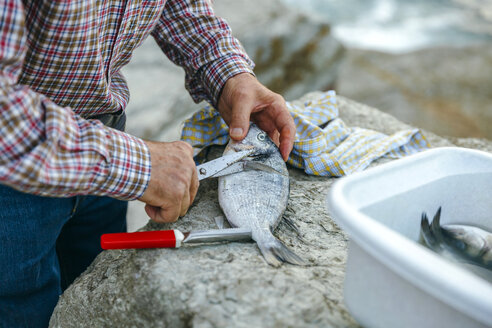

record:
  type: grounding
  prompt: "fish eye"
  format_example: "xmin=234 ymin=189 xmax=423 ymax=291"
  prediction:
xmin=257 ymin=132 xmax=266 ymax=141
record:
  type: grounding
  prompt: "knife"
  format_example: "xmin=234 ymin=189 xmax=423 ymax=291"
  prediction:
xmin=101 ymin=228 xmax=252 ymax=249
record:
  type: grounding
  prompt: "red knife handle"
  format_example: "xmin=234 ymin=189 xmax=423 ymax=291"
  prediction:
xmin=100 ymin=230 xmax=184 ymax=250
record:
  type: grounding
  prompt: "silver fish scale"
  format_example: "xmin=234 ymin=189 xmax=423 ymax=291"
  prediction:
xmin=218 ymin=124 xmax=304 ymax=267
xmin=219 ymin=163 xmax=289 ymax=234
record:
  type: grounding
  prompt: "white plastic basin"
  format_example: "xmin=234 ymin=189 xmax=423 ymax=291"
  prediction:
xmin=327 ymin=147 xmax=492 ymax=328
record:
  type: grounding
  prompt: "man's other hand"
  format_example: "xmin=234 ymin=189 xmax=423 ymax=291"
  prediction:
xmin=138 ymin=141 xmax=198 ymax=223
xmin=218 ymin=73 xmax=295 ymax=161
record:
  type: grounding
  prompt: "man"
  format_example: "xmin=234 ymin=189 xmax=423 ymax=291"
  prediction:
xmin=0 ymin=0 xmax=295 ymax=326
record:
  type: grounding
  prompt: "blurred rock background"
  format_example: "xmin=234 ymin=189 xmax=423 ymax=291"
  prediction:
xmin=123 ymin=0 xmax=492 ymax=231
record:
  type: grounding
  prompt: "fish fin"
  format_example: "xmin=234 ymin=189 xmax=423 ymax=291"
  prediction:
xmin=430 ymin=207 xmax=445 ymax=244
xmin=283 ymin=217 xmax=300 ymax=234
xmin=433 ymin=207 xmax=442 ymax=226
xmin=429 ymin=207 xmax=460 ymax=259
xmin=282 ymin=217 xmax=307 ymax=243
xmin=214 ymin=215 xmax=230 ymax=229
xmin=420 ymin=212 xmax=440 ymax=250
xmin=258 ymin=238 xmax=307 ymax=267
xmin=244 ymin=161 xmax=287 ymax=176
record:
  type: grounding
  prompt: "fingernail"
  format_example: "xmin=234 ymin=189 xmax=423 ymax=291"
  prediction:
xmin=230 ymin=128 xmax=243 ymax=138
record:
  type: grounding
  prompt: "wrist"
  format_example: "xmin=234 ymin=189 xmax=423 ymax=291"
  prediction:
xmin=98 ymin=127 xmax=152 ymax=200
xmin=201 ymin=55 xmax=255 ymax=107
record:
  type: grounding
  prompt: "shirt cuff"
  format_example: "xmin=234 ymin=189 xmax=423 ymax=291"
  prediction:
xmin=200 ymin=54 xmax=255 ymax=107
xmin=98 ymin=126 xmax=152 ymax=200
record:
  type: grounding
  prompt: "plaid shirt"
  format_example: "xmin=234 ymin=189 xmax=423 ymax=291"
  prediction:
xmin=0 ymin=0 xmax=254 ymax=200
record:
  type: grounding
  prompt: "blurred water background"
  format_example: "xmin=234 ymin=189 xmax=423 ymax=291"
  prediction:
xmin=282 ymin=0 xmax=492 ymax=53
xmin=280 ymin=0 xmax=492 ymax=139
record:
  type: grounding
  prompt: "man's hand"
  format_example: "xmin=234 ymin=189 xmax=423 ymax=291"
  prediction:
xmin=217 ymin=73 xmax=295 ymax=161
xmin=138 ymin=140 xmax=198 ymax=223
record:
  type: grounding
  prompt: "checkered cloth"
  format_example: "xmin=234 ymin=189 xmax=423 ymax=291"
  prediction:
xmin=0 ymin=0 xmax=253 ymax=199
xmin=181 ymin=91 xmax=430 ymax=176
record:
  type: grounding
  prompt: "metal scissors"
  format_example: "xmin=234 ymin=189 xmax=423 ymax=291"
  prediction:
xmin=196 ymin=149 xmax=256 ymax=180
xmin=196 ymin=148 xmax=284 ymax=180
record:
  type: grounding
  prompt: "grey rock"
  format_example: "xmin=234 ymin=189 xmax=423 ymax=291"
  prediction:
xmin=49 ymin=93 xmax=492 ymax=328
xmin=452 ymin=0 xmax=492 ymax=36
xmin=336 ymin=44 xmax=492 ymax=140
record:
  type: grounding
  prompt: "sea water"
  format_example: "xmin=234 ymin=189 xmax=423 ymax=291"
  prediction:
xmin=281 ymin=0 xmax=492 ymax=53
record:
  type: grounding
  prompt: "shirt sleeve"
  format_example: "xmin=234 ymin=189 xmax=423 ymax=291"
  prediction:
xmin=0 ymin=0 xmax=151 ymax=200
xmin=151 ymin=0 xmax=255 ymax=107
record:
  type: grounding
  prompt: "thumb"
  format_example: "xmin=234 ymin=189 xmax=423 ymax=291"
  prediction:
xmin=229 ymin=98 xmax=254 ymax=140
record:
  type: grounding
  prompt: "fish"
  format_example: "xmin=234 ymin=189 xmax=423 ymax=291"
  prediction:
xmin=218 ymin=123 xmax=306 ymax=267
xmin=420 ymin=207 xmax=492 ymax=270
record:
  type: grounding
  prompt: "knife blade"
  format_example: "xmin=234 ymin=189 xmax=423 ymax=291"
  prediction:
xmin=100 ymin=228 xmax=252 ymax=249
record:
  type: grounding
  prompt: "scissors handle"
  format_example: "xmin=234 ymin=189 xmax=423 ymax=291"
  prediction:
xmin=196 ymin=149 xmax=254 ymax=180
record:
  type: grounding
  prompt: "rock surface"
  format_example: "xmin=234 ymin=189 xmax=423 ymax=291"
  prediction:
xmin=49 ymin=93 xmax=492 ymax=328
xmin=452 ymin=0 xmax=492 ymax=36
xmin=337 ymin=44 xmax=492 ymax=140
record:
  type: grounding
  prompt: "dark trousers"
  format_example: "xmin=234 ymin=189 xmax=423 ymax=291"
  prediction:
xmin=0 ymin=185 xmax=127 ymax=328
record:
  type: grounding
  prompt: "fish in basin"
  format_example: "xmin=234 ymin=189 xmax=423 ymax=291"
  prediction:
xmin=218 ymin=124 xmax=306 ymax=267
xmin=420 ymin=207 xmax=492 ymax=270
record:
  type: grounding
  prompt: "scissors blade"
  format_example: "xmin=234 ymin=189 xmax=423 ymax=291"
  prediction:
xmin=196 ymin=149 xmax=254 ymax=180
xmin=208 ymin=161 xmax=246 ymax=178
xmin=209 ymin=160 xmax=286 ymax=178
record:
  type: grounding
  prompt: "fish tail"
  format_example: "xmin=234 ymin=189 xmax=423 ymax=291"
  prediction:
xmin=257 ymin=238 xmax=307 ymax=267
xmin=421 ymin=212 xmax=438 ymax=250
